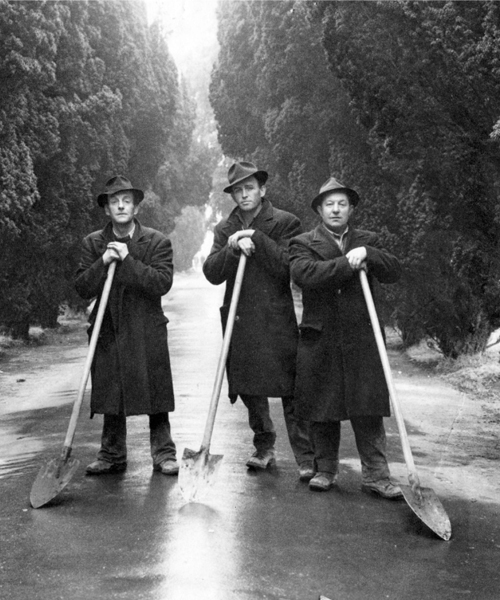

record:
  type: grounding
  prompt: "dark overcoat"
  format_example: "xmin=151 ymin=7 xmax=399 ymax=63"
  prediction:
xmin=203 ymin=198 xmax=302 ymax=400
xmin=289 ymin=224 xmax=401 ymax=422
xmin=75 ymin=220 xmax=175 ymax=416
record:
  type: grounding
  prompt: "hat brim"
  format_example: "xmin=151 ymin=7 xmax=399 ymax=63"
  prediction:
xmin=224 ymin=170 xmax=268 ymax=193
xmin=311 ymin=187 xmax=359 ymax=212
xmin=97 ymin=188 xmax=144 ymax=207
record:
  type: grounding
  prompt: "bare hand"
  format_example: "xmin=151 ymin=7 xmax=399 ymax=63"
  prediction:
xmin=228 ymin=229 xmax=255 ymax=251
xmin=103 ymin=241 xmax=129 ymax=265
xmin=238 ymin=237 xmax=255 ymax=256
xmin=346 ymin=246 xmax=367 ymax=271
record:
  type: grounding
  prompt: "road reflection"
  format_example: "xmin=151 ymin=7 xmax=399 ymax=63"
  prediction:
xmin=157 ymin=502 xmax=239 ymax=600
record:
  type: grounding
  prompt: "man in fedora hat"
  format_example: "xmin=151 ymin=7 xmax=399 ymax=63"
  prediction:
xmin=203 ymin=161 xmax=314 ymax=479
xmin=75 ymin=175 xmax=178 ymax=476
xmin=289 ymin=176 xmax=403 ymax=498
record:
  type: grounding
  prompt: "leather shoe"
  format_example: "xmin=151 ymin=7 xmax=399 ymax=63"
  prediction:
xmin=246 ymin=449 xmax=276 ymax=470
xmin=153 ymin=459 xmax=179 ymax=475
xmin=362 ymin=479 xmax=404 ymax=500
xmin=85 ymin=460 xmax=126 ymax=475
xmin=309 ymin=471 xmax=338 ymax=491
xmin=298 ymin=463 xmax=316 ymax=482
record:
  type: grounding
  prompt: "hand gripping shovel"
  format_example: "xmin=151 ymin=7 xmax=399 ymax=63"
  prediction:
xmin=359 ymin=269 xmax=452 ymax=540
xmin=30 ymin=261 xmax=117 ymax=508
xmin=179 ymin=253 xmax=247 ymax=503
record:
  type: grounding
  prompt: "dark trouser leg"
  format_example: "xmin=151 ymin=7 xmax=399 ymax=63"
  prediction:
xmin=350 ymin=416 xmax=390 ymax=483
xmin=281 ymin=395 xmax=315 ymax=466
xmin=310 ymin=421 xmax=341 ymax=474
xmin=240 ymin=395 xmax=276 ymax=451
xmin=97 ymin=413 xmax=127 ymax=465
xmin=149 ymin=412 xmax=177 ymax=466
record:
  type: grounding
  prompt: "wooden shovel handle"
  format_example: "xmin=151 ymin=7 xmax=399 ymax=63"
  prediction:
xmin=201 ymin=252 xmax=247 ymax=449
xmin=62 ymin=261 xmax=117 ymax=454
xmin=359 ymin=269 xmax=420 ymax=488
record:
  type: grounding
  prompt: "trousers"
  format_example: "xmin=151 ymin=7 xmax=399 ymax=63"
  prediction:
xmin=97 ymin=412 xmax=177 ymax=467
xmin=310 ymin=416 xmax=390 ymax=482
xmin=240 ymin=394 xmax=314 ymax=466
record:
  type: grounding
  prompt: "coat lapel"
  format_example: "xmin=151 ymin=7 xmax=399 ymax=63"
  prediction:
xmin=343 ymin=228 xmax=360 ymax=254
xmin=252 ymin=198 xmax=275 ymax=237
xmin=308 ymin=224 xmax=344 ymax=260
xmin=128 ymin=220 xmax=150 ymax=262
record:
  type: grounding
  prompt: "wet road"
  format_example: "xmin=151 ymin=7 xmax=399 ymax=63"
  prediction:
xmin=0 ymin=271 xmax=499 ymax=600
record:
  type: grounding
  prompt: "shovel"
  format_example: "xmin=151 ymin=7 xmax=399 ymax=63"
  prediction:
xmin=179 ymin=252 xmax=247 ymax=503
xmin=30 ymin=261 xmax=117 ymax=508
xmin=359 ymin=269 xmax=452 ymax=541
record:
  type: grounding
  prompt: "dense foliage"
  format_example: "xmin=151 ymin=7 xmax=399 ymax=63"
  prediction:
xmin=0 ymin=0 xmax=213 ymax=337
xmin=210 ymin=0 xmax=500 ymax=357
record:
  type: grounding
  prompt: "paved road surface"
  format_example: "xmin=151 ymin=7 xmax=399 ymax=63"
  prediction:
xmin=0 ymin=271 xmax=499 ymax=600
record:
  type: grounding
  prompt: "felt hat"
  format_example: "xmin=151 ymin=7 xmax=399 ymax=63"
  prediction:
xmin=97 ymin=175 xmax=144 ymax=207
xmin=223 ymin=161 xmax=268 ymax=193
xmin=311 ymin=176 xmax=360 ymax=211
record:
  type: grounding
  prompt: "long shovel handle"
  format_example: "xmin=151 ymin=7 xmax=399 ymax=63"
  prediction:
xmin=201 ymin=252 xmax=247 ymax=449
xmin=61 ymin=261 xmax=117 ymax=458
xmin=359 ymin=269 xmax=420 ymax=488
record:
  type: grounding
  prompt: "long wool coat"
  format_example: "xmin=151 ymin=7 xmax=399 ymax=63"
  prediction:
xmin=75 ymin=220 xmax=175 ymax=416
xmin=203 ymin=198 xmax=302 ymax=400
xmin=289 ymin=224 xmax=401 ymax=422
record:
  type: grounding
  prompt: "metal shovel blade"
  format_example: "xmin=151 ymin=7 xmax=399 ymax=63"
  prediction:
xmin=178 ymin=446 xmax=223 ymax=503
xmin=30 ymin=456 xmax=80 ymax=509
xmin=400 ymin=484 xmax=452 ymax=541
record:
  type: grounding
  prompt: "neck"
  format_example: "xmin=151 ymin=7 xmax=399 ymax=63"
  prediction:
xmin=241 ymin=202 xmax=262 ymax=227
xmin=113 ymin=221 xmax=135 ymax=238
xmin=324 ymin=223 xmax=348 ymax=235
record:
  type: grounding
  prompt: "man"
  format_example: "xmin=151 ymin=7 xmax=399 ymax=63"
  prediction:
xmin=203 ymin=161 xmax=314 ymax=479
xmin=75 ymin=175 xmax=178 ymax=476
xmin=289 ymin=176 xmax=403 ymax=498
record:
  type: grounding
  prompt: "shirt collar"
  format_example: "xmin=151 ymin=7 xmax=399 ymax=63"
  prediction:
xmin=113 ymin=222 xmax=135 ymax=240
xmin=323 ymin=224 xmax=349 ymax=250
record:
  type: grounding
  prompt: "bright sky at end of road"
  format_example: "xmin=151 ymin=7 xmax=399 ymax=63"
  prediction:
xmin=144 ymin=0 xmax=219 ymax=74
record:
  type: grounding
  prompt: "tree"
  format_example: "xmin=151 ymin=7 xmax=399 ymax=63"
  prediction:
xmin=320 ymin=0 xmax=500 ymax=355
xmin=0 ymin=0 xmax=197 ymax=336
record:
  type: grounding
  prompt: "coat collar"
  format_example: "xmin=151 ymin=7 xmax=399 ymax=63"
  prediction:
xmin=308 ymin=223 xmax=357 ymax=260
xmin=97 ymin=219 xmax=150 ymax=260
xmin=223 ymin=198 xmax=275 ymax=235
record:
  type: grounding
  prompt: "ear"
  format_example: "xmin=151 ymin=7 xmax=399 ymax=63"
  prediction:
xmin=133 ymin=203 xmax=140 ymax=216
xmin=104 ymin=204 xmax=111 ymax=217
xmin=259 ymin=184 xmax=266 ymax=198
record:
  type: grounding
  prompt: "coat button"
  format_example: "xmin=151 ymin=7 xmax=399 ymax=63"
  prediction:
xmin=337 ymin=289 xmax=341 ymax=295
xmin=235 ymin=315 xmax=240 ymax=321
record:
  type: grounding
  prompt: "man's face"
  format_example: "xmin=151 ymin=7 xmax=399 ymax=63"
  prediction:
xmin=104 ymin=191 xmax=139 ymax=226
xmin=317 ymin=191 xmax=353 ymax=233
xmin=230 ymin=176 xmax=265 ymax=212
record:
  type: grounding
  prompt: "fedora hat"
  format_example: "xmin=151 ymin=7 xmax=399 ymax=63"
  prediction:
xmin=97 ymin=175 xmax=144 ymax=207
xmin=223 ymin=161 xmax=268 ymax=193
xmin=311 ymin=176 xmax=360 ymax=211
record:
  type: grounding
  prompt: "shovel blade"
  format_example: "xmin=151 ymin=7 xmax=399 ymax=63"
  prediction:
xmin=30 ymin=456 xmax=80 ymax=509
xmin=400 ymin=484 xmax=452 ymax=541
xmin=178 ymin=446 xmax=223 ymax=503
